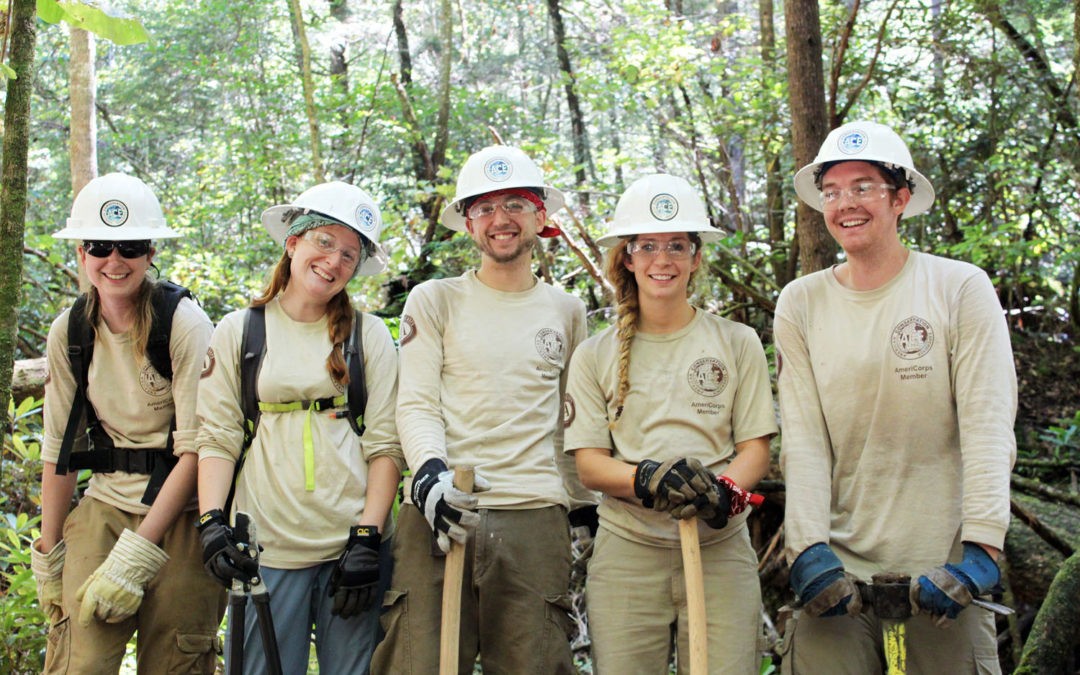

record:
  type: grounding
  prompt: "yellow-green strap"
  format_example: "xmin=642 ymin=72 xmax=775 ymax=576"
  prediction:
xmin=256 ymin=395 xmax=346 ymax=492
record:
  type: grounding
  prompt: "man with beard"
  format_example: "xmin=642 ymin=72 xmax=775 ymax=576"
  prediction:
xmin=372 ymin=145 xmax=595 ymax=674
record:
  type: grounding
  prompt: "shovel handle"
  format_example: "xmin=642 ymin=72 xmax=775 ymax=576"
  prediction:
xmin=439 ymin=467 xmax=474 ymax=675
xmin=679 ymin=517 xmax=708 ymax=675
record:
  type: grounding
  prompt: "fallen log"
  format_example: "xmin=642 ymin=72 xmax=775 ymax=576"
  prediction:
xmin=1014 ymin=550 xmax=1080 ymax=674
xmin=11 ymin=357 xmax=46 ymax=404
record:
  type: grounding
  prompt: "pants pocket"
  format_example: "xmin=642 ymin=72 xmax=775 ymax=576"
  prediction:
xmin=541 ymin=593 xmax=576 ymax=675
xmin=166 ymin=631 xmax=220 ymax=674
xmin=43 ymin=616 xmax=71 ymax=674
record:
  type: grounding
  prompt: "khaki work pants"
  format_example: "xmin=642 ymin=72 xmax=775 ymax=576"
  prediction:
xmin=44 ymin=497 xmax=227 ymax=674
xmin=585 ymin=523 xmax=762 ymax=675
xmin=778 ymin=602 xmax=1001 ymax=674
xmin=371 ymin=504 xmax=575 ymax=674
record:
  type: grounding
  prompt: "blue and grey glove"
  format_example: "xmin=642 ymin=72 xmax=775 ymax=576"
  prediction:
xmin=912 ymin=542 xmax=1000 ymax=625
xmin=411 ymin=458 xmax=491 ymax=554
xmin=328 ymin=525 xmax=381 ymax=617
xmin=789 ymin=543 xmax=862 ymax=618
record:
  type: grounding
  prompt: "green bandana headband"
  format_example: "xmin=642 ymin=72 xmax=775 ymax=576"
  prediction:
xmin=285 ymin=213 xmax=346 ymax=243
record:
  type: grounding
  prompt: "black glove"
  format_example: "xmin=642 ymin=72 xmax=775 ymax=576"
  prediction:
xmin=196 ymin=509 xmax=260 ymax=588
xmin=633 ymin=457 xmax=715 ymax=515
xmin=328 ymin=525 xmax=381 ymax=617
xmin=568 ymin=504 xmax=599 ymax=538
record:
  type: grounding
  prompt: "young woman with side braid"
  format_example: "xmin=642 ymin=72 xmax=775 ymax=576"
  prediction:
xmin=195 ymin=182 xmax=403 ymax=674
xmin=564 ymin=174 xmax=777 ymax=674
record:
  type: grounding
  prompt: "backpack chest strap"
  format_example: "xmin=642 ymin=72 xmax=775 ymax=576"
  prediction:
xmin=256 ymin=394 xmax=347 ymax=492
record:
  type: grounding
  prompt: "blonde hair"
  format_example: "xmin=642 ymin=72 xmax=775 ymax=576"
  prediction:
xmin=605 ymin=233 xmax=703 ymax=428
xmin=84 ymin=278 xmax=156 ymax=365
xmin=253 ymin=249 xmax=355 ymax=387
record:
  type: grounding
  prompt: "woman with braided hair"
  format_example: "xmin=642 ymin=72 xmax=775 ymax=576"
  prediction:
xmin=195 ymin=182 xmax=403 ymax=674
xmin=564 ymin=174 xmax=777 ymax=673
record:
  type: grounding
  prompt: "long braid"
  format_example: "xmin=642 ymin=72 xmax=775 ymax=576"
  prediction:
xmin=605 ymin=239 xmax=638 ymax=429
xmin=325 ymin=290 xmax=354 ymax=387
xmin=253 ymin=249 xmax=354 ymax=387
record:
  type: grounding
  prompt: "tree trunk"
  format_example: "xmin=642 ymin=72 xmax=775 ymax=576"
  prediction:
xmin=286 ymin=0 xmax=325 ymax=182
xmin=0 ymin=0 xmax=38 ymax=449
xmin=546 ymin=0 xmax=593 ymax=212
xmin=1014 ymin=550 xmax=1080 ymax=674
xmin=784 ymin=0 xmax=835 ymax=274
xmin=759 ymin=0 xmax=792 ymax=288
xmin=69 ymin=26 xmax=96 ymax=292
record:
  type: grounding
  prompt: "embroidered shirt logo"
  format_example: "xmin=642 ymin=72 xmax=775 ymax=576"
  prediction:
xmin=535 ymin=328 xmax=566 ymax=366
xmin=100 ymin=200 xmax=129 ymax=227
xmin=399 ymin=314 xmax=417 ymax=346
xmin=563 ymin=393 xmax=576 ymax=428
xmin=139 ymin=362 xmax=171 ymax=397
xmin=891 ymin=316 xmax=934 ymax=359
xmin=687 ymin=357 xmax=729 ymax=397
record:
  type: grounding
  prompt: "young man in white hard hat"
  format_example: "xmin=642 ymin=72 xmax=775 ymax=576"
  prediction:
xmin=775 ymin=121 xmax=1016 ymax=673
xmin=371 ymin=145 xmax=596 ymax=674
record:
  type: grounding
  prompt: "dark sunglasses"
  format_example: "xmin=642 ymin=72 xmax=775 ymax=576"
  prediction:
xmin=82 ymin=240 xmax=152 ymax=259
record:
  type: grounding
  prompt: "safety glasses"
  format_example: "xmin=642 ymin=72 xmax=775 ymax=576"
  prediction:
xmin=82 ymin=240 xmax=152 ymax=259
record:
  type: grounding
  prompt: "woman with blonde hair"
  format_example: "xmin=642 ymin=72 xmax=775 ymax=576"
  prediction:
xmin=564 ymin=174 xmax=777 ymax=674
xmin=34 ymin=173 xmax=225 ymax=673
xmin=196 ymin=182 xmax=403 ymax=674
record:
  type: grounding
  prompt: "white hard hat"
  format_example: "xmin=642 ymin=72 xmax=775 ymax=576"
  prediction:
xmin=440 ymin=145 xmax=565 ymax=232
xmin=261 ymin=181 xmax=389 ymax=276
xmin=53 ymin=173 xmax=179 ymax=241
xmin=794 ymin=121 xmax=935 ymax=217
xmin=597 ymin=173 xmax=722 ymax=247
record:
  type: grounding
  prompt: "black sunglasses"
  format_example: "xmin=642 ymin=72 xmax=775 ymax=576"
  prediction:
xmin=82 ymin=240 xmax=152 ymax=259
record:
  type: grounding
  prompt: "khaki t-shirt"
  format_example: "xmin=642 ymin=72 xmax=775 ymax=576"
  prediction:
xmin=43 ymin=296 xmax=212 ymax=514
xmin=565 ymin=309 xmax=777 ymax=546
xmin=197 ymin=298 xmax=403 ymax=568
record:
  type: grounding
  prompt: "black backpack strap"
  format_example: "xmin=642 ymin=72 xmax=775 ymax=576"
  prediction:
xmin=147 ymin=281 xmax=194 ymax=380
xmin=57 ymin=295 xmax=95 ymax=476
xmin=225 ymin=305 xmax=268 ymax=515
xmin=345 ymin=310 xmax=367 ymax=436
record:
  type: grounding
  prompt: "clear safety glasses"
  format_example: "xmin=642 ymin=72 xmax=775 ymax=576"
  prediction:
xmin=466 ymin=196 xmax=538 ymax=221
xmin=626 ymin=239 xmax=698 ymax=260
xmin=819 ymin=182 xmax=897 ymax=209
xmin=301 ymin=230 xmax=362 ymax=269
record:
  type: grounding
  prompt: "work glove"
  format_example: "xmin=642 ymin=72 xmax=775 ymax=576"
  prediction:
xmin=76 ymin=529 xmax=168 ymax=626
xmin=197 ymin=509 xmax=260 ymax=588
xmin=912 ymin=542 xmax=1000 ymax=626
xmin=789 ymin=542 xmax=862 ymax=618
xmin=30 ymin=538 xmax=66 ymax=625
xmin=411 ymin=458 xmax=492 ymax=554
xmin=674 ymin=475 xmax=759 ymax=530
xmin=328 ymin=525 xmax=381 ymax=617
xmin=633 ymin=457 xmax=716 ymax=514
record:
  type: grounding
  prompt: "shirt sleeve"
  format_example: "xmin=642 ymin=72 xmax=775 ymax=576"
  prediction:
xmin=396 ymin=283 xmax=449 ymax=471
xmin=42 ymin=310 xmax=83 ymax=463
xmin=358 ymin=313 xmax=405 ymax=473
xmin=196 ymin=310 xmax=247 ymax=464
xmin=556 ymin=298 xmax=599 ymax=509
xmin=564 ymin=337 xmax=615 ymax=454
xmin=775 ymin=286 xmax=834 ymax=562
xmin=168 ymin=298 xmax=214 ymax=457
xmin=950 ymin=270 xmax=1017 ymax=549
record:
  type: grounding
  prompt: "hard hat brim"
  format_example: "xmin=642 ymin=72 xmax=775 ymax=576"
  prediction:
xmin=596 ymin=220 xmax=723 ymax=248
xmin=51 ymin=223 xmax=180 ymax=240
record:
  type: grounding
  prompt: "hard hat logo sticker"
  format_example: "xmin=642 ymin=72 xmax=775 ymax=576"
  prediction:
xmin=649 ymin=194 xmax=679 ymax=221
xmin=838 ymin=131 xmax=867 ymax=155
xmin=356 ymin=205 xmax=378 ymax=232
xmin=100 ymin=200 xmax=129 ymax=227
xmin=484 ymin=158 xmax=513 ymax=182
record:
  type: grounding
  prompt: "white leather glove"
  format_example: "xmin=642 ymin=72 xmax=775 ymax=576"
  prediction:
xmin=31 ymin=538 xmax=66 ymax=624
xmin=76 ymin=529 xmax=168 ymax=626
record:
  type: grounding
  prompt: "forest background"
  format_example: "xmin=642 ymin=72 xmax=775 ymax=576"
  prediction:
xmin=1 ymin=0 xmax=1078 ymax=672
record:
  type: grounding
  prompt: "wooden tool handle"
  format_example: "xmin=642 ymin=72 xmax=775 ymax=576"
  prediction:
xmin=679 ymin=517 xmax=708 ymax=675
xmin=439 ymin=466 xmax=474 ymax=675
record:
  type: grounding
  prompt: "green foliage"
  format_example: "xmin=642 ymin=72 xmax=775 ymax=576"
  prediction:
xmin=36 ymin=0 xmax=149 ymax=45
xmin=1038 ymin=410 xmax=1080 ymax=462
xmin=1 ymin=397 xmax=47 ymax=675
